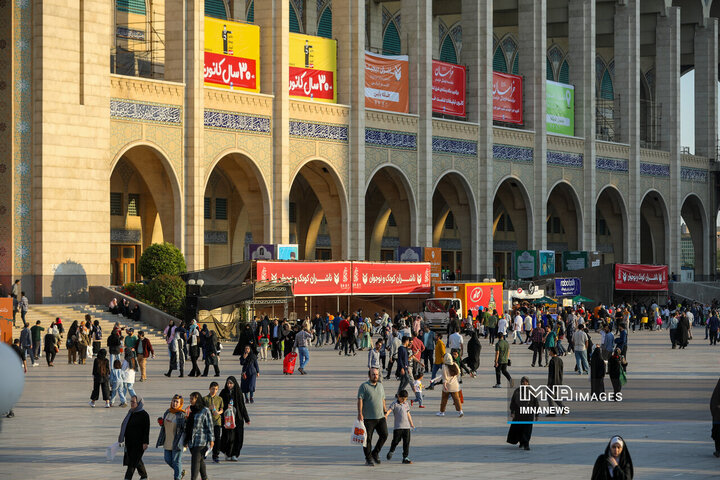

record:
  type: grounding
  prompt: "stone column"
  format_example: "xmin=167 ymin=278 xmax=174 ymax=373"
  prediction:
xmin=614 ymin=0 xmax=640 ymax=263
xmin=164 ymin=0 xmax=184 ymax=82
xmin=256 ymin=0 xmax=290 ymax=245
xmin=518 ymin=0 xmax=547 ymax=250
xmin=462 ymin=0 xmax=492 ymax=277
xmin=402 ymin=0 xmax=432 ymax=247
xmin=569 ymin=0 xmax=596 ymax=254
xmin=656 ymin=7 xmax=681 ymax=273
xmin=335 ymin=0 xmax=364 ymax=260
xmin=305 ymin=0 xmax=317 ymax=36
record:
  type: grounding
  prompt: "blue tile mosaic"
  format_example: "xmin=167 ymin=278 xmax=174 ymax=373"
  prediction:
xmin=493 ymin=144 xmax=533 ymax=163
xmin=204 ymin=109 xmax=271 ymax=134
xmin=596 ymin=157 xmax=628 ymax=172
xmin=432 ymin=136 xmax=477 ymax=156
xmin=290 ymin=120 xmax=348 ymax=142
xmin=640 ymin=162 xmax=670 ymax=177
xmin=110 ymin=99 xmax=181 ymax=124
xmin=547 ymin=151 xmax=583 ymax=168
xmin=365 ymin=128 xmax=417 ymax=150
xmin=680 ymin=167 xmax=708 ymax=183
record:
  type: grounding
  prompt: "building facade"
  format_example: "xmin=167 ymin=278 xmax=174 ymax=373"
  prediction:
xmin=1 ymin=0 xmax=718 ymax=302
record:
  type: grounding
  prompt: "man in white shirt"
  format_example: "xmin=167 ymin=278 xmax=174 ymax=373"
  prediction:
xmin=512 ymin=314 xmax=523 ymax=344
xmin=447 ymin=330 xmax=464 ymax=357
xmin=498 ymin=314 xmax=509 ymax=338
xmin=572 ymin=328 xmax=589 ymax=374
xmin=523 ymin=315 xmax=533 ymax=344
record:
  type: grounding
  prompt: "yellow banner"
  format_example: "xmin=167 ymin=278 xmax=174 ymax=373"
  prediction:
xmin=289 ymin=33 xmax=337 ymax=103
xmin=204 ymin=17 xmax=260 ymax=92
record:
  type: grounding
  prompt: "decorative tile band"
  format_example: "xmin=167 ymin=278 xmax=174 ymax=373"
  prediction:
xmin=680 ymin=167 xmax=708 ymax=183
xmin=365 ymin=128 xmax=417 ymax=150
xmin=640 ymin=162 xmax=670 ymax=177
xmin=289 ymin=120 xmax=348 ymax=142
xmin=110 ymin=99 xmax=181 ymax=124
xmin=596 ymin=157 xmax=628 ymax=172
xmin=493 ymin=144 xmax=533 ymax=163
xmin=204 ymin=109 xmax=271 ymax=134
xmin=432 ymin=137 xmax=477 ymax=156
xmin=204 ymin=231 xmax=228 ymax=244
xmin=547 ymin=151 xmax=583 ymax=168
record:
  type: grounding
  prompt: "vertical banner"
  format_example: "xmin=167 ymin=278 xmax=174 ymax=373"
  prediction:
xmin=424 ymin=247 xmax=442 ymax=284
xmin=546 ymin=80 xmax=574 ymax=135
xmin=397 ymin=246 xmax=422 ymax=262
xmin=0 ymin=298 xmax=12 ymax=344
xmin=562 ymin=251 xmax=588 ymax=271
xmin=365 ymin=52 xmax=409 ymax=113
xmin=431 ymin=60 xmax=466 ymax=116
xmin=492 ymin=72 xmax=523 ymax=124
xmin=204 ymin=17 xmax=260 ymax=92
xmin=289 ymin=33 xmax=337 ymax=103
xmin=276 ymin=244 xmax=298 ymax=260
xmin=538 ymin=250 xmax=556 ymax=276
xmin=514 ymin=250 xmax=537 ymax=279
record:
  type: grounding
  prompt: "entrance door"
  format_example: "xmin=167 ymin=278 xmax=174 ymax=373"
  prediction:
xmin=111 ymin=244 xmax=138 ymax=285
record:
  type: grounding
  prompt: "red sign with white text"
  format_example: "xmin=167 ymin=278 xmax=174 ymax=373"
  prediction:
xmin=257 ymin=261 xmax=351 ymax=296
xmin=493 ymin=71 xmax=523 ymax=124
xmin=352 ymin=262 xmax=431 ymax=295
xmin=614 ymin=264 xmax=669 ymax=291
xmin=432 ymin=60 xmax=466 ymax=117
xmin=465 ymin=283 xmax=504 ymax=317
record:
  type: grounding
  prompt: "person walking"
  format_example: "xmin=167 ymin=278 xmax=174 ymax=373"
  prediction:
xmin=573 ymin=326 xmax=590 ymax=374
xmin=711 ymin=376 xmax=720 ymax=457
xmin=90 ymin=349 xmax=111 ymax=408
xmin=421 ymin=326 xmax=435 ymax=373
xmin=384 ymin=389 xmax=414 ymax=464
xmin=184 ymin=392 xmax=215 ymax=480
xmin=203 ymin=382 xmax=224 ymax=464
xmin=30 ymin=320 xmax=44 ymax=362
xmin=708 ymin=311 xmax=719 ymax=346
xmin=118 ymin=395 xmax=150 ymax=480
xmin=122 ymin=357 xmax=138 ymax=400
xmin=157 ymin=394 xmax=186 ymax=480
xmin=591 ymin=436 xmax=634 ymax=480
xmin=240 ymin=345 xmax=259 ymax=403
xmin=18 ymin=291 xmax=29 ymax=324
xmin=436 ymin=353 xmax=463 ymax=417
xmin=43 ymin=327 xmax=58 ymax=366
xmin=77 ymin=324 xmax=91 ymax=364
xmin=590 ymin=346 xmax=606 ymax=395
xmin=357 ymin=368 xmax=387 ymax=466
xmin=368 ymin=339 xmax=383 ymax=371
xmin=202 ymin=329 xmax=220 ymax=377
xmin=608 ymin=347 xmax=625 ymax=398
xmin=677 ymin=313 xmax=690 ymax=349
xmin=462 ymin=330 xmax=481 ymax=375
xmin=543 ymin=325 xmax=557 ymax=366
xmin=293 ymin=326 xmax=313 ymax=374
xmin=396 ymin=336 xmax=414 ymax=397
xmin=493 ymin=333 xmax=513 ymax=388
xmin=546 ymin=347 xmax=564 ymax=414
xmin=163 ymin=321 xmax=180 ymax=377
xmin=219 ymin=377 xmax=250 ymax=461
xmin=20 ymin=323 xmax=35 ymax=367
xmin=136 ymin=331 xmax=154 ymax=382
xmin=530 ymin=323 xmax=544 ymax=367
xmin=91 ymin=320 xmax=102 ymax=356
xmin=188 ymin=320 xmax=201 ymax=376
xmin=507 ymin=376 xmax=539 ymax=450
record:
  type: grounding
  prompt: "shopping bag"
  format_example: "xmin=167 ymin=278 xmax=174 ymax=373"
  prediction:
xmin=106 ymin=442 xmax=121 ymax=461
xmin=350 ymin=419 xmax=367 ymax=447
xmin=87 ymin=346 xmax=94 ymax=358
xmin=619 ymin=368 xmax=627 ymax=386
xmin=223 ymin=404 xmax=236 ymax=429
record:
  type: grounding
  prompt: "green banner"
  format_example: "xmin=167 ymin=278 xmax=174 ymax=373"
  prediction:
xmin=514 ymin=250 xmax=537 ymax=279
xmin=562 ymin=251 xmax=588 ymax=271
xmin=546 ymin=80 xmax=574 ymax=136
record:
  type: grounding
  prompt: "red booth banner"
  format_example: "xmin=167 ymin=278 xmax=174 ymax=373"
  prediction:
xmin=352 ymin=262 xmax=431 ymax=295
xmin=492 ymin=71 xmax=523 ymax=124
xmin=431 ymin=60 xmax=466 ymax=117
xmin=257 ymin=261 xmax=351 ymax=296
xmin=614 ymin=264 xmax=669 ymax=291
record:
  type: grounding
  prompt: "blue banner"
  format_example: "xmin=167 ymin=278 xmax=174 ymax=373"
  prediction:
xmin=555 ymin=278 xmax=581 ymax=297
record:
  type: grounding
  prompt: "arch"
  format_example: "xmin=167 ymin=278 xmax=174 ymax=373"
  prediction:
xmin=546 ymin=180 xmax=583 ymax=252
xmin=559 ymin=60 xmax=569 ymax=84
xmin=246 ymin=0 xmax=254 ymax=22
xmin=600 ymin=70 xmax=614 ymax=100
xmin=440 ymin=34 xmax=458 ymax=64
xmin=290 ymin=1 xmax=302 ymax=33
xmin=595 ymin=185 xmax=628 ymax=264
xmin=493 ymin=46 xmax=508 ymax=73
xmin=110 ymin=140 xmax=182 ymax=206
xmin=492 ymin=176 xmax=533 ymax=281
xmin=317 ymin=5 xmax=332 ymax=39
xmin=546 ymin=57 xmax=554 ymax=81
xmin=205 ymin=0 xmax=228 ymax=19
xmin=639 ymin=189 xmax=670 ymax=265
xmin=547 ymin=44 xmax=565 ymax=81
xmin=382 ymin=15 xmax=401 ymax=55
xmin=680 ymin=193 xmax=709 ymax=275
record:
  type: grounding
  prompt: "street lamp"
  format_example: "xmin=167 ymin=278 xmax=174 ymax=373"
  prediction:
xmin=185 ymin=278 xmax=204 ymax=326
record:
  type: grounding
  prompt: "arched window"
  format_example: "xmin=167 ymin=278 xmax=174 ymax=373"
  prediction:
xmin=247 ymin=0 xmax=254 ymax=22
xmin=205 ymin=0 xmax=227 ymax=20
xmin=317 ymin=6 xmax=332 ymax=38
xmin=559 ymin=60 xmax=569 ymax=84
xmin=117 ymin=0 xmax=146 ymax=15
xmin=290 ymin=1 xmax=301 ymax=33
xmin=440 ymin=35 xmax=458 ymax=64
xmin=493 ymin=47 xmax=507 ymax=73
xmin=546 ymin=57 xmax=554 ymax=81
xmin=382 ymin=18 xmax=401 ymax=55
xmin=600 ymin=70 xmax=614 ymax=100
xmin=511 ymin=54 xmax=519 ymax=75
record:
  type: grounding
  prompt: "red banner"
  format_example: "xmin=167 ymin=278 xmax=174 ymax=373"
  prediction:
xmin=289 ymin=67 xmax=335 ymax=100
xmin=204 ymin=52 xmax=258 ymax=90
xmin=432 ymin=60 xmax=466 ymax=117
xmin=256 ymin=261 xmax=351 ymax=296
xmin=614 ymin=264 xmax=669 ymax=291
xmin=352 ymin=262 xmax=431 ymax=295
xmin=493 ymin=71 xmax=523 ymax=124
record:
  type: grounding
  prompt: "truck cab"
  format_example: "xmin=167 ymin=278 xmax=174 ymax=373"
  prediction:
xmin=423 ymin=297 xmax=462 ymax=330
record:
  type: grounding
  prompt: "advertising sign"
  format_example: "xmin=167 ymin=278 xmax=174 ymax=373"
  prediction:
xmin=562 ymin=251 xmax=588 ymax=271
xmin=397 ymin=246 xmax=422 ymax=262
xmin=588 ymin=251 xmax=602 ymax=268
xmin=493 ymin=72 xmax=523 ymax=124
xmin=365 ymin=52 xmax=409 ymax=113
xmin=0 ymin=298 xmax=12 ymax=344
xmin=538 ymin=250 xmax=556 ymax=276
xmin=257 ymin=261 xmax=351 ymax=296
xmin=352 ymin=262 xmax=431 ymax=295
xmin=546 ymin=80 xmax=574 ymax=135
xmin=432 ymin=60 xmax=466 ymax=117
xmin=555 ymin=278 xmax=581 ymax=297
xmin=424 ymin=247 xmax=442 ymax=283
xmin=614 ymin=264 xmax=669 ymax=291
xmin=276 ymin=244 xmax=298 ymax=261
xmin=204 ymin=17 xmax=260 ymax=92
xmin=289 ymin=33 xmax=337 ymax=103
xmin=246 ymin=244 xmax=275 ymax=260
xmin=465 ymin=283 xmax=504 ymax=317
xmin=514 ymin=250 xmax=537 ymax=279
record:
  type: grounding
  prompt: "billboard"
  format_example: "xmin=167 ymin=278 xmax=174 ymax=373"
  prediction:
xmin=352 ymin=262 xmax=431 ymax=295
xmin=514 ymin=250 xmax=537 ymax=279
xmin=614 ymin=264 xmax=669 ymax=291
xmin=493 ymin=72 xmax=523 ymax=124
xmin=257 ymin=261 xmax=351 ymax=296
xmin=546 ymin=80 xmax=574 ymax=135
xmin=246 ymin=244 xmax=275 ymax=260
xmin=0 ymin=298 xmax=12 ymax=344
xmin=432 ymin=60 xmax=466 ymax=117
xmin=538 ymin=250 xmax=556 ymax=276
xmin=424 ymin=247 xmax=442 ymax=283
xmin=276 ymin=244 xmax=298 ymax=261
xmin=365 ymin=52 xmax=409 ymax=113
xmin=204 ymin=17 xmax=260 ymax=92
xmin=562 ymin=251 xmax=589 ymax=271
xmin=289 ymin=33 xmax=337 ymax=103
xmin=555 ymin=278 xmax=581 ymax=297
xmin=465 ymin=283 xmax=504 ymax=317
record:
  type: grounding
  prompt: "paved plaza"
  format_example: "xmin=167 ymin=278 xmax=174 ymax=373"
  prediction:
xmin=1 ymin=326 xmax=719 ymax=479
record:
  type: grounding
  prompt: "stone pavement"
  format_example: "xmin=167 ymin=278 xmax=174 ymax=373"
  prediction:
xmin=1 ymin=326 xmax=719 ymax=479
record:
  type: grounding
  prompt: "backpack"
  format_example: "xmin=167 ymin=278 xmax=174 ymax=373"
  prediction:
xmin=223 ymin=402 xmax=236 ymax=429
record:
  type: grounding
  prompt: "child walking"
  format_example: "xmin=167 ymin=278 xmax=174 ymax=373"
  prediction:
xmin=258 ymin=335 xmax=269 ymax=361
xmin=384 ymin=389 xmax=415 ymax=464
xmin=109 ymin=359 xmax=126 ymax=407
xmin=121 ymin=356 xmax=137 ymax=400
xmin=411 ymin=372 xmax=425 ymax=408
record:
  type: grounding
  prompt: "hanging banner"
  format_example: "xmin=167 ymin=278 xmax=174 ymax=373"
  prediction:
xmin=614 ymin=264 xmax=669 ymax=291
xmin=431 ymin=60 xmax=466 ymax=117
xmin=204 ymin=17 xmax=260 ymax=92
xmin=424 ymin=247 xmax=442 ymax=284
xmin=546 ymin=80 xmax=574 ymax=135
xmin=492 ymin=72 xmax=523 ymax=124
xmin=352 ymin=262 xmax=431 ymax=295
xmin=555 ymin=278 xmax=581 ymax=297
xmin=257 ymin=261 xmax=351 ymax=296
xmin=276 ymin=244 xmax=299 ymax=261
xmin=365 ymin=52 xmax=409 ymax=113
xmin=289 ymin=33 xmax=337 ymax=103
xmin=246 ymin=244 xmax=275 ymax=260
xmin=397 ymin=246 xmax=422 ymax=262
xmin=0 ymin=298 xmax=13 ymax=344
xmin=514 ymin=250 xmax=537 ymax=279
xmin=538 ymin=250 xmax=556 ymax=276
xmin=562 ymin=251 xmax=589 ymax=271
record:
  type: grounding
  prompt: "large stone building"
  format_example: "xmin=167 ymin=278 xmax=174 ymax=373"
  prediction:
xmin=1 ymin=0 xmax=719 ymax=302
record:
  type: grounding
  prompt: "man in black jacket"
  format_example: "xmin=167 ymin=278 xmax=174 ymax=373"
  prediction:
xmin=546 ymin=347 xmax=564 ymax=415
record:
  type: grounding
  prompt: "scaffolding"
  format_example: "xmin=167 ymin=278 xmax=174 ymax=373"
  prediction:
xmin=111 ymin=21 xmax=165 ymax=80
xmin=639 ymin=99 xmax=662 ymax=149
xmin=595 ymin=98 xmax=615 ymax=142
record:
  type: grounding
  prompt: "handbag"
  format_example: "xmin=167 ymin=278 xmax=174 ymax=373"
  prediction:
xmin=619 ymin=367 xmax=627 ymax=386
xmin=507 ymin=358 xmax=512 ymax=367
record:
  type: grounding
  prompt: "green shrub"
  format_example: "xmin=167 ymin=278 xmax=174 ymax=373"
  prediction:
xmin=121 ymin=282 xmax=148 ymax=300
xmin=146 ymin=274 xmax=186 ymax=319
xmin=138 ymin=242 xmax=187 ymax=280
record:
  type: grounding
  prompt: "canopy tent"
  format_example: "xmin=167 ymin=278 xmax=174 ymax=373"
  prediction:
xmin=572 ymin=294 xmax=594 ymax=304
xmin=532 ymin=296 xmax=558 ymax=305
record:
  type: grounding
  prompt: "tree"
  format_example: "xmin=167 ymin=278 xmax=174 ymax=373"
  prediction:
xmin=146 ymin=274 xmax=186 ymax=319
xmin=137 ymin=242 xmax=187 ymax=280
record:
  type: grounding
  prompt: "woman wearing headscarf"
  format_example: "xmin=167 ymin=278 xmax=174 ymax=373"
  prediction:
xmin=67 ymin=320 xmax=79 ymax=364
xmin=109 ymin=297 xmax=119 ymax=314
xmin=89 ymin=348 xmax=110 ymax=408
xmin=43 ymin=327 xmax=58 ymax=367
xmin=677 ymin=312 xmax=690 ymax=349
xmin=119 ymin=395 xmax=149 ymax=480
xmin=710 ymin=377 xmax=720 ymax=457
xmin=463 ymin=330 xmax=482 ymax=374
xmin=590 ymin=346 xmax=606 ymax=396
xmin=591 ymin=435 xmax=634 ymax=479
xmin=607 ymin=347 xmax=625 ymax=398
xmin=188 ymin=320 xmax=201 ymax=377
xmin=164 ymin=320 xmax=179 ymax=377
xmin=184 ymin=392 xmax=214 ymax=480
xmin=233 ymin=323 xmax=255 ymax=356
xmin=77 ymin=324 xmax=91 ymax=364
xmin=202 ymin=329 xmax=220 ymax=377
xmin=156 ymin=394 xmax=186 ymax=480
xmin=219 ymin=376 xmax=250 ymax=461
xmin=240 ymin=345 xmax=260 ymax=403
xmin=437 ymin=352 xmax=463 ymax=417
xmin=507 ymin=376 xmax=539 ymax=450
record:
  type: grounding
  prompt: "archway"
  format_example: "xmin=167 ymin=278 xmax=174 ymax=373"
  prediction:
xmin=640 ymin=190 xmax=669 ymax=265
xmin=204 ymin=152 xmax=270 ymax=268
xmin=595 ymin=186 xmax=627 ymax=264
xmin=289 ymin=160 xmax=347 ymax=260
xmin=680 ymin=194 xmax=708 ymax=276
xmin=365 ymin=165 xmax=416 ymax=261
xmin=492 ymin=177 xmax=532 ymax=281
xmin=546 ymin=181 xmax=582 ymax=262
xmin=109 ymin=144 xmax=181 ymax=285
xmin=432 ymin=172 xmax=477 ymax=279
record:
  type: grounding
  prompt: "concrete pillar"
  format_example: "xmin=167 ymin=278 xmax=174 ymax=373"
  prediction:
xmin=614 ymin=0 xmax=640 ymax=263
xmin=518 ymin=0 xmax=547 ymax=250
xmin=256 ymin=0 xmax=290 ymax=245
xmin=462 ymin=0 xmax=492 ymax=277
xmin=164 ymin=0 xmax=184 ymax=83
xmin=305 ymin=0 xmax=317 ymax=36
xmin=569 ymin=0 xmax=596 ymax=253
xmin=694 ymin=19 xmax=718 ymax=158
xmin=402 ymin=0 xmax=432 ymax=247
xmin=335 ymin=0 xmax=364 ymax=260
xmin=367 ymin=0 xmax=383 ymax=52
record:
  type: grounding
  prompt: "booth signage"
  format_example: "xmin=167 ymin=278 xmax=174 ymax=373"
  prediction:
xmin=614 ymin=264 xmax=669 ymax=291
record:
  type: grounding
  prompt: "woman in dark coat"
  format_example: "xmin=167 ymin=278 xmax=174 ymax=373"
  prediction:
xmin=219 ymin=376 xmax=250 ymax=461
xmin=506 ymin=376 xmax=538 ymax=450
xmin=591 ymin=435 xmax=634 ymax=480
xmin=43 ymin=330 xmax=58 ymax=366
xmin=463 ymin=331 xmax=482 ymax=372
xmin=90 ymin=348 xmax=110 ymax=408
xmin=283 ymin=325 xmax=297 ymax=358
xmin=677 ymin=313 xmax=690 ymax=349
xmin=119 ymin=395 xmax=150 ymax=480
xmin=590 ymin=346 xmax=606 ymax=395
xmin=710 ymin=377 xmax=720 ymax=457
xmin=233 ymin=324 xmax=255 ymax=356
xmin=239 ymin=345 xmax=260 ymax=403
xmin=607 ymin=348 xmax=624 ymax=398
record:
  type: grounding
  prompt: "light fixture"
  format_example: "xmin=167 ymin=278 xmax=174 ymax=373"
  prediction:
xmin=188 ymin=279 xmax=196 ymax=285
xmin=197 ymin=279 xmax=205 ymax=287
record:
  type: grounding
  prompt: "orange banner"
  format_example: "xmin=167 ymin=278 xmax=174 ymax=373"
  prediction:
xmin=365 ymin=52 xmax=409 ymax=113
xmin=0 ymin=297 xmax=13 ymax=344
xmin=424 ymin=247 xmax=442 ymax=284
